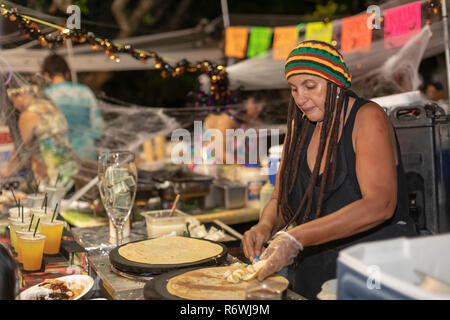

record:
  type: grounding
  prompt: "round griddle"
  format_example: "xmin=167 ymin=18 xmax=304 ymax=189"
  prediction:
xmin=109 ymin=237 xmax=228 ymax=275
xmin=144 ymin=267 xmax=197 ymax=300
xmin=143 ymin=266 xmax=288 ymax=300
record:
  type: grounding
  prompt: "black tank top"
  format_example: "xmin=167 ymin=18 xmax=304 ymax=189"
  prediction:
xmin=288 ymin=96 xmax=415 ymax=244
xmin=286 ymin=96 xmax=417 ymax=299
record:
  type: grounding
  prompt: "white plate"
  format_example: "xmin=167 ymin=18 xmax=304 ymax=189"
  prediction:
xmin=18 ymin=275 xmax=94 ymax=300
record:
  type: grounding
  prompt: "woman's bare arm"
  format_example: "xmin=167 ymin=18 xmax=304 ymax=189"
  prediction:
xmin=288 ymin=103 xmax=398 ymax=247
xmin=0 ymin=111 xmax=39 ymax=177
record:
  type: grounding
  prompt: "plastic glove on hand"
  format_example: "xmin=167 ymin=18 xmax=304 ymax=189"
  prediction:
xmin=257 ymin=231 xmax=303 ymax=281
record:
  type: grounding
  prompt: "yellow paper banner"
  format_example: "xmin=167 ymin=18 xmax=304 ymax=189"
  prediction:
xmin=225 ymin=27 xmax=249 ymax=58
xmin=304 ymin=22 xmax=333 ymax=43
xmin=272 ymin=26 xmax=299 ymax=59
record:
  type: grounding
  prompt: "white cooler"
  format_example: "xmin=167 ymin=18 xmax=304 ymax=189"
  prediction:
xmin=337 ymin=233 xmax=450 ymax=300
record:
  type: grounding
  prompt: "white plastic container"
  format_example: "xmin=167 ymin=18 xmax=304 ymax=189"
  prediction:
xmin=141 ymin=209 xmax=189 ymax=238
xmin=238 ymin=164 xmax=268 ymax=208
xmin=337 ymin=233 xmax=450 ymax=300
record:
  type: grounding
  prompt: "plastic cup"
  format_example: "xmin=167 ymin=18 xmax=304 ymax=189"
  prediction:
xmin=25 ymin=193 xmax=46 ymax=208
xmin=8 ymin=218 xmax=32 ymax=251
xmin=19 ymin=234 xmax=46 ymax=271
xmin=8 ymin=207 xmax=31 ymax=220
xmin=39 ymin=220 xmax=65 ymax=254
xmin=43 ymin=185 xmax=65 ymax=213
xmin=16 ymin=230 xmax=38 ymax=263
xmin=30 ymin=208 xmax=52 ymax=230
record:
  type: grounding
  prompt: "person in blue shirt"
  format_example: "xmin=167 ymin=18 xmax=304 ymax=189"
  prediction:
xmin=41 ymin=54 xmax=105 ymax=161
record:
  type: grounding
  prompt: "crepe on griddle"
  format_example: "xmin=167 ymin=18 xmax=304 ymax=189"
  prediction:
xmin=118 ymin=236 xmax=224 ymax=265
xmin=167 ymin=266 xmax=289 ymax=300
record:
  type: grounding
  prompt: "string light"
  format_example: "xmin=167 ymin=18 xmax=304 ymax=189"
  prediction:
xmin=0 ymin=3 xmax=231 ymax=106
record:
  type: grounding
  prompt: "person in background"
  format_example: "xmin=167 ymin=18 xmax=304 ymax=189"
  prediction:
xmin=0 ymin=243 xmax=20 ymax=300
xmin=0 ymin=80 xmax=78 ymax=188
xmin=203 ymin=91 xmax=266 ymax=164
xmin=41 ymin=54 xmax=105 ymax=161
xmin=422 ymin=82 xmax=445 ymax=101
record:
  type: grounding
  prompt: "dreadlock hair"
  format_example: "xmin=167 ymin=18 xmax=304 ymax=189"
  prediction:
xmin=276 ymin=80 xmax=358 ymax=229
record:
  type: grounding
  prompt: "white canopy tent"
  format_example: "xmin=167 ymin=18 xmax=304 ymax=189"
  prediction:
xmin=0 ymin=0 xmax=447 ymax=97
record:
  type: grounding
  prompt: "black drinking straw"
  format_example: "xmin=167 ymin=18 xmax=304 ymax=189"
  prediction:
xmin=33 ymin=218 xmax=40 ymax=238
xmin=28 ymin=214 xmax=34 ymax=232
xmin=11 ymin=188 xmax=18 ymax=207
xmin=54 ymin=173 xmax=61 ymax=188
xmin=21 ymin=205 xmax=24 ymax=223
xmin=41 ymin=193 xmax=48 ymax=211
xmin=51 ymin=203 xmax=58 ymax=223
xmin=35 ymin=180 xmax=40 ymax=196
xmin=17 ymin=199 xmax=20 ymax=217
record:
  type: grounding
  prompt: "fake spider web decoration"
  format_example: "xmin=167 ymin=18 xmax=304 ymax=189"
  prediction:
xmin=96 ymin=100 xmax=180 ymax=153
xmin=0 ymin=57 xmax=180 ymax=190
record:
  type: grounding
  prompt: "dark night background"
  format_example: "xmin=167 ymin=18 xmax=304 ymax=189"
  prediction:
xmin=2 ymin=0 xmax=443 ymax=112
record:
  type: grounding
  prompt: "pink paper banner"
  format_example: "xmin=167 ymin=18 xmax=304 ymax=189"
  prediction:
xmin=384 ymin=1 xmax=422 ymax=49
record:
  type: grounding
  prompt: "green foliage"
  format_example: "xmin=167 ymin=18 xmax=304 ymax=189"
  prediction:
xmin=142 ymin=13 xmax=154 ymax=26
xmin=73 ymin=0 xmax=89 ymax=15
xmin=309 ymin=0 xmax=349 ymax=18
xmin=37 ymin=0 xmax=51 ymax=11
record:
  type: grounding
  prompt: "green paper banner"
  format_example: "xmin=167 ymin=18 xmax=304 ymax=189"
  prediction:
xmin=247 ymin=27 xmax=273 ymax=58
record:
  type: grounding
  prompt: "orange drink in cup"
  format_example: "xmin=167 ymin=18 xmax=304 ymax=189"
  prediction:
xmin=19 ymin=233 xmax=46 ymax=271
xmin=16 ymin=230 xmax=38 ymax=263
xmin=30 ymin=208 xmax=52 ymax=230
xmin=40 ymin=220 xmax=64 ymax=254
xmin=8 ymin=218 xmax=31 ymax=252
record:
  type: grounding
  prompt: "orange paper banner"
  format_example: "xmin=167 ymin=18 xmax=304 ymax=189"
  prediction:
xmin=225 ymin=27 xmax=249 ymax=58
xmin=340 ymin=13 xmax=373 ymax=53
xmin=272 ymin=26 xmax=299 ymax=59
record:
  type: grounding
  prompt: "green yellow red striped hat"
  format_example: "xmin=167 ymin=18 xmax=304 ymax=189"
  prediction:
xmin=285 ymin=40 xmax=351 ymax=89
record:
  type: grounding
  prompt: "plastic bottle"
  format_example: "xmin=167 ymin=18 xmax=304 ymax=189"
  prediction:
xmin=238 ymin=164 xmax=268 ymax=208
xmin=268 ymin=145 xmax=283 ymax=184
xmin=259 ymin=145 xmax=283 ymax=216
xmin=259 ymin=178 xmax=274 ymax=217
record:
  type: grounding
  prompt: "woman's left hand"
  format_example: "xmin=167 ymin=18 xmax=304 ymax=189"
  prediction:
xmin=257 ymin=231 xmax=303 ymax=281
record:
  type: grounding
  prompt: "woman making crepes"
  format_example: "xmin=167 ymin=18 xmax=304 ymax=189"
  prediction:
xmin=242 ymin=40 xmax=417 ymax=299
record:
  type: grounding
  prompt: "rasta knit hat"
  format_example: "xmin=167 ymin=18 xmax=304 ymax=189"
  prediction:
xmin=285 ymin=40 xmax=352 ymax=89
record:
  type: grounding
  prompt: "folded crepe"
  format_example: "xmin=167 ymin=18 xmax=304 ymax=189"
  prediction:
xmin=167 ymin=265 xmax=289 ymax=300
